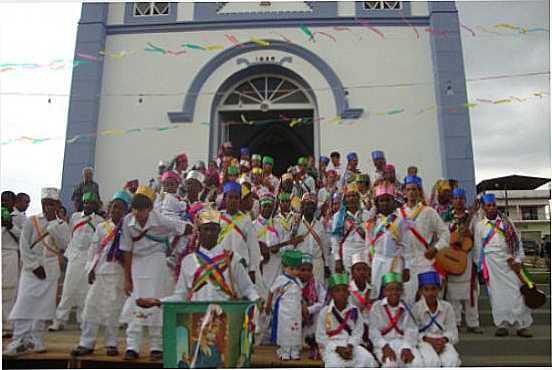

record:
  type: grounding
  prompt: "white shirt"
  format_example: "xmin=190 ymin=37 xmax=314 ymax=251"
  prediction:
xmin=154 ymin=192 xmax=187 ymax=219
xmin=89 ymin=220 xmax=124 ymax=275
xmin=219 ymin=211 xmax=261 ymax=272
xmin=120 ymin=210 xmax=187 ymax=257
xmin=11 ymin=208 xmax=27 ymax=230
xmin=295 ymin=216 xmax=330 ymax=265
xmin=369 ymin=297 xmax=418 ymax=349
xmin=66 ymin=212 xmax=104 ymax=258
xmin=413 ymin=297 xmax=458 ymax=344
xmin=316 ymin=301 xmax=363 ymax=351
xmin=399 ymin=203 xmax=450 ymax=269
xmin=163 ymin=244 xmax=259 ymax=302
xmin=366 ymin=212 xmax=412 ymax=269
xmin=19 ymin=214 xmax=70 ymax=271
xmin=474 ymin=215 xmax=524 ymax=264
xmin=331 ymin=209 xmax=371 ymax=261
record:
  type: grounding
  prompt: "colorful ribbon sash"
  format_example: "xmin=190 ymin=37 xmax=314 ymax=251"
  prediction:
xmin=219 ymin=213 xmax=247 ymax=243
xmin=191 ymin=250 xmax=234 ymax=299
xmin=419 ymin=311 xmax=444 ymax=333
xmin=381 ymin=304 xmax=404 ymax=336
xmin=326 ymin=306 xmax=357 ymax=337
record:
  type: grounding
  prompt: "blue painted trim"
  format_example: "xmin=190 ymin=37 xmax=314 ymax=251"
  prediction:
xmin=428 ymin=1 xmax=476 ymax=203
xmin=355 ymin=1 xmax=411 ymax=18
xmin=124 ymin=2 xmax=177 ymax=24
xmin=194 ymin=2 xmax=337 ymax=22
xmin=60 ymin=3 xmax=108 ymax=212
xmin=168 ymin=40 xmax=363 ymax=125
xmin=207 ymin=64 xmax=320 ymax=159
xmin=106 ymin=16 xmax=430 ymax=35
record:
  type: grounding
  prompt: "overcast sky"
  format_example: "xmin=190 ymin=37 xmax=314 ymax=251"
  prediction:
xmin=0 ymin=1 xmax=550 ymax=214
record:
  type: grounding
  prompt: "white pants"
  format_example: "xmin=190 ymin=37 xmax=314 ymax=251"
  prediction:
xmin=324 ymin=345 xmax=378 ymax=368
xmin=126 ymin=320 xmax=162 ymax=353
xmin=11 ymin=319 xmax=47 ymax=349
xmin=79 ymin=320 xmax=120 ymax=349
xmin=2 ymin=286 xmax=17 ymax=331
xmin=277 ymin=345 xmax=301 ymax=359
xmin=375 ymin=339 xmax=424 ymax=368
xmin=55 ymin=255 xmax=89 ymax=322
xmin=2 ymin=249 xmax=19 ymax=331
xmin=450 ymin=298 xmax=480 ymax=327
xmin=418 ymin=341 xmax=461 ymax=367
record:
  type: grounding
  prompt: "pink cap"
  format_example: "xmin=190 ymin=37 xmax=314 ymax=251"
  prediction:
xmin=374 ymin=182 xmax=396 ymax=198
xmin=161 ymin=170 xmax=181 ymax=183
xmin=326 ymin=169 xmax=338 ymax=177
xmin=384 ymin=164 xmax=395 ymax=173
xmin=175 ymin=153 xmax=188 ymax=162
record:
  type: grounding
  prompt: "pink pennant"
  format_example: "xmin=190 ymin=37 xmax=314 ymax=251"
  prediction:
xmin=399 ymin=11 xmax=419 ymax=39
xmin=357 ymin=20 xmax=385 ymax=39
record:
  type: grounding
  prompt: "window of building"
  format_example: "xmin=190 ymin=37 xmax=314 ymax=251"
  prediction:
xmin=521 ymin=206 xmax=539 ymax=221
xmin=133 ymin=2 xmax=170 ymax=16
xmin=363 ymin=1 xmax=402 ymax=10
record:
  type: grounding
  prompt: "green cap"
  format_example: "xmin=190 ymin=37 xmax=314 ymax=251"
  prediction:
xmin=251 ymin=154 xmax=262 ymax=161
xmin=357 ymin=174 xmax=370 ymax=184
xmin=382 ymin=272 xmax=402 ymax=286
xmin=329 ymin=273 xmax=349 ymax=289
xmin=278 ymin=192 xmax=291 ymax=201
xmin=301 ymin=253 xmax=313 ymax=266
xmin=282 ymin=250 xmax=303 ymax=267
xmin=262 ymin=156 xmax=274 ymax=165
xmin=227 ymin=165 xmax=240 ymax=175
xmin=297 ymin=157 xmax=308 ymax=166
xmin=82 ymin=192 xmax=97 ymax=202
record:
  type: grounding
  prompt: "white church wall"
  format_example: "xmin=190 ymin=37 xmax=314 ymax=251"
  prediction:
xmin=94 ymin=24 xmax=441 ymax=200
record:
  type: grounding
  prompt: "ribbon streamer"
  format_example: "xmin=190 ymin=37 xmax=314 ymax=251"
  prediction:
xmin=225 ymin=34 xmax=243 ymax=48
xmin=400 ymin=11 xmax=419 ymax=39
xmin=250 ymin=37 xmax=270 ymax=46
xmin=300 ymin=25 xmax=315 ymax=41
xmin=313 ymin=31 xmax=337 ymax=42
xmin=357 ymin=20 xmax=385 ymax=39
xmin=183 ymin=43 xmax=205 ymax=50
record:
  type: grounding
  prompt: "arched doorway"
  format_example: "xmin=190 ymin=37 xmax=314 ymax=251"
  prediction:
xmin=217 ymin=74 xmax=316 ymax=175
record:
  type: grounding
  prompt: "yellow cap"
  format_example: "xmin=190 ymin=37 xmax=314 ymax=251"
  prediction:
xmin=197 ymin=206 xmax=221 ymax=225
xmin=136 ymin=185 xmax=156 ymax=202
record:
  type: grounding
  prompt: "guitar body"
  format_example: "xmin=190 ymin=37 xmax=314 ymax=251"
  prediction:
xmin=520 ymin=284 xmax=547 ymax=309
xmin=435 ymin=247 xmax=467 ymax=275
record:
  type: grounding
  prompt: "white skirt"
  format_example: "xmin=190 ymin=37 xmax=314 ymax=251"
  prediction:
xmin=120 ymin=252 xmax=173 ymax=327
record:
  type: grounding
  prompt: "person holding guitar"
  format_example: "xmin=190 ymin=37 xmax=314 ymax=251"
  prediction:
xmin=400 ymin=176 xmax=450 ymax=305
xmin=445 ymin=188 xmax=483 ymax=334
xmin=473 ymin=193 xmax=533 ymax=338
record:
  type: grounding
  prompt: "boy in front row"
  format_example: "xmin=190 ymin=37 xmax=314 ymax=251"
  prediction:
xmin=413 ymin=271 xmax=461 ymax=367
xmin=316 ymin=273 xmax=378 ymax=367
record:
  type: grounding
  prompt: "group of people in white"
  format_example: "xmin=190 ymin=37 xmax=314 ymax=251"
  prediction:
xmin=1 ymin=145 xmax=535 ymax=367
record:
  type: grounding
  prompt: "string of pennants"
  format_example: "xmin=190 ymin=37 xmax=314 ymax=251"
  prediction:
xmin=0 ymin=22 xmax=549 ymax=73
xmin=2 ymin=90 xmax=548 ymax=146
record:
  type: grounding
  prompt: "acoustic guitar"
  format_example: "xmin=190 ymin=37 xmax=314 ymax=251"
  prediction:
xmin=435 ymin=210 xmax=474 ymax=275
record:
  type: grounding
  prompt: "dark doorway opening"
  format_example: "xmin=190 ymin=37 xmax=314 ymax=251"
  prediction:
xmin=221 ymin=109 xmax=314 ymax=176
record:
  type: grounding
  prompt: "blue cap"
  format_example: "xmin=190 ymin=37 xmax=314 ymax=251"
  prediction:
xmin=371 ymin=150 xmax=385 ymax=160
xmin=481 ymin=193 xmax=496 ymax=204
xmin=112 ymin=190 xmax=131 ymax=206
xmin=404 ymin=175 xmax=422 ymax=186
xmin=452 ymin=187 xmax=465 ymax=198
xmin=347 ymin=152 xmax=358 ymax=161
xmin=417 ymin=271 xmax=441 ymax=288
xmin=320 ymin=156 xmax=330 ymax=165
xmin=240 ymin=147 xmax=249 ymax=155
xmin=223 ymin=182 xmax=241 ymax=194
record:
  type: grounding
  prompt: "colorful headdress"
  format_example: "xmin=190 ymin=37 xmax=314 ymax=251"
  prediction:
xmin=251 ymin=154 xmax=262 ymax=161
xmin=135 ymin=185 xmax=156 ymax=202
xmin=382 ymin=272 xmax=402 ymax=286
xmin=351 ymin=252 xmax=369 ymax=267
xmin=262 ymin=156 xmax=274 ymax=165
xmin=347 ymin=152 xmax=358 ymax=161
xmin=357 ymin=174 xmax=370 ymax=184
xmin=82 ymin=191 xmax=98 ymax=202
xmin=240 ymin=147 xmax=249 ymax=155
xmin=301 ymin=253 xmax=313 ymax=265
xmin=278 ymin=192 xmax=291 ymax=201
xmin=227 ymin=165 xmax=240 ymax=176
xmin=186 ymin=170 xmax=205 ymax=184
xmin=326 ymin=169 xmax=338 ymax=178
xmin=175 ymin=153 xmax=187 ymax=162
xmin=41 ymin=187 xmax=60 ymax=201
xmin=251 ymin=167 xmax=263 ymax=175
xmin=281 ymin=173 xmax=293 ymax=182
xmin=301 ymin=192 xmax=317 ymax=204
xmin=404 ymin=175 xmax=422 ymax=187
xmin=320 ymin=156 xmax=330 ymax=165
xmin=282 ymin=250 xmax=303 ymax=267
xmin=417 ymin=271 xmax=441 ymax=288
xmin=297 ymin=157 xmax=308 ymax=166
xmin=371 ymin=150 xmax=385 ymax=160
xmin=125 ymin=179 xmax=139 ymax=188
xmin=197 ymin=206 xmax=221 ymax=225
xmin=452 ymin=187 xmax=465 ymax=198
xmin=329 ymin=273 xmax=350 ymax=289
xmin=241 ymin=184 xmax=251 ymax=199
xmin=161 ymin=170 xmax=180 ymax=183
xmin=374 ymin=182 xmax=396 ymax=198
xmin=112 ymin=190 xmax=131 ymax=206
xmin=223 ymin=182 xmax=241 ymax=194
xmin=481 ymin=193 xmax=496 ymax=204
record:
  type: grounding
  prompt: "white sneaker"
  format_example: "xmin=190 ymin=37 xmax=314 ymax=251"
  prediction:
xmin=5 ymin=340 xmax=34 ymax=357
xmin=33 ymin=343 xmax=47 ymax=353
xmin=48 ymin=320 xmax=64 ymax=332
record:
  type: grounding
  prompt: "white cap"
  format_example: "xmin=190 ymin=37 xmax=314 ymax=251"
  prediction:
xmin=41 ymin=187 xmax=60 ymax=200
xmin=186 ymin=170 xmax=205 ymax=184
xmin=351 ymin=251 xmax=369 ymax=267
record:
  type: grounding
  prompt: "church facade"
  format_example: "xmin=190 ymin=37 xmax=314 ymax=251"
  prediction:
xmin=60 ymin=1 xmax=476 ymax=206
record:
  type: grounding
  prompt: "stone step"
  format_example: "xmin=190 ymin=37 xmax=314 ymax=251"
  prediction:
xmin=461 ymin=355 xmax=552 ymax=367
xmin=476 ymin=309 xmax=550 ymax=326
xmin=457 ymin=325 xmax=551 ymax=356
